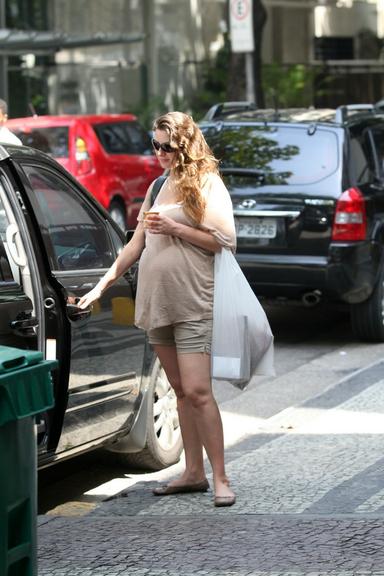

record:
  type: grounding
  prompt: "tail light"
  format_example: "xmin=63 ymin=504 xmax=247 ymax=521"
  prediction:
xmin=75 ymin=137 xmax=93 ymax=175
xmin=332 ymin=187 xmax=367 ymax=241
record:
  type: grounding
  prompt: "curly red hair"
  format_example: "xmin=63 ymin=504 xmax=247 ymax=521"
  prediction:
xmin=153 ymin=112 xmax=218 ymax=224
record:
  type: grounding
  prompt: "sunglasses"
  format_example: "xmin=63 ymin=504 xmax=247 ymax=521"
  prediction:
xmin=151 ymin=138 xmax=176 ymax=153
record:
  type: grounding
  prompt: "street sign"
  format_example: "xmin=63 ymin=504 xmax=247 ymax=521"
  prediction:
xmin=229 ymin=0 xmax=254 ymax=53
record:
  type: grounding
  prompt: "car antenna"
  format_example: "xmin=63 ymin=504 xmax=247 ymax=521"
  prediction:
xmin=272 ymin=90 xmax=280 ymax=122
xmin=28 ymin=102 xmax=38 ymax=118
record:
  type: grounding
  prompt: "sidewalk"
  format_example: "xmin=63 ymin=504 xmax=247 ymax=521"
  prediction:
xmin=38 ymin=360 xmax=384 ymax=575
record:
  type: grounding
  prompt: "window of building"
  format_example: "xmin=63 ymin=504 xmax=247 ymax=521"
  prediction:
xmin=6 ymin=0 xmax=50 ymax=30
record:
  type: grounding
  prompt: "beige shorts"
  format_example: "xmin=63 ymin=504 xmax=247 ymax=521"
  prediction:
xmin=147 ymin=318 xmax=213 ymax=354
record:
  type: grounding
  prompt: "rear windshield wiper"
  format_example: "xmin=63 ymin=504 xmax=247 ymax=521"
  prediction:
xmin=219 ymin=168 xmax=266 ymax=183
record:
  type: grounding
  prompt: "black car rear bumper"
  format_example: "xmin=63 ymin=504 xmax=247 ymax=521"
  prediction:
xmin=236 ymin=240 xmax=382 ymax=304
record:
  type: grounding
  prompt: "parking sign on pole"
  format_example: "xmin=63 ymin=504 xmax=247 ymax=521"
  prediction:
xmin=229 ymin=0 xmax=254 ymax=53
xmin=229 ymin=0 xmax=255 ymax=103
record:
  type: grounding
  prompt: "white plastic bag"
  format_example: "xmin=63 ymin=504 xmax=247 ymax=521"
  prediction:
xmin=211 ymin=248 xmax=275 ymax=390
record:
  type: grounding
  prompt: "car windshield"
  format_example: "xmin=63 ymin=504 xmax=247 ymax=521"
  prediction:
xmin=14 ymin=126 xmax=69 ymax=158
xmin=202 ymin=124 xmax=339 ymax=185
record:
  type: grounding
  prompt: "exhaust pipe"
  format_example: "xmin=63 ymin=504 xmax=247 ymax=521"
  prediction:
xmin=302 ymin=290 xmax=322 ymax=307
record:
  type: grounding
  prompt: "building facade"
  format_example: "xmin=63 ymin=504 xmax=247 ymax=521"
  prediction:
xmin=0 ymin=0 xmax=383 ymax=119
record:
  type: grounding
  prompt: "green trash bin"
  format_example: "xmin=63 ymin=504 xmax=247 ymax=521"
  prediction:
xmin=0 ymin=346 xmax=56 ymax=576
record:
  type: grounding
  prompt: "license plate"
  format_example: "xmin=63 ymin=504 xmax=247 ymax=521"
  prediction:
xmin=235 ymin=217 xmax=277 ymax=238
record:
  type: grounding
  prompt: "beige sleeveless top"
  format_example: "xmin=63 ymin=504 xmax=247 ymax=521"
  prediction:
xmin=134 ymin=173 xmax=236 ymax=331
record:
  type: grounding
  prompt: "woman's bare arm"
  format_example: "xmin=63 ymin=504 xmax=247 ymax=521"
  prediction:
xmin=78 ymin=224 xmax=146 ymax=308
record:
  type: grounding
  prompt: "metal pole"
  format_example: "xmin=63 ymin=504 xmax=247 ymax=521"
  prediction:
xmin=0 ymin=0 xmax=8 ymax=102
xmin=143 ymin=0 xmax=157 ymax=101
xmin=245 ymin=52 xmax=255 ymax=104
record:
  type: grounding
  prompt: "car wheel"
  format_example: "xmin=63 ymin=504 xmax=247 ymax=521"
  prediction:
xmin=351 ymin=265 xmax=384 ymax=342
xmin=109 ymin=200 xmax=126 ymax=230
xmin=118 ymin=359 xmax=183 ymax=471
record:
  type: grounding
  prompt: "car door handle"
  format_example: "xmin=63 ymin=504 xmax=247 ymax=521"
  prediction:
xmin=10 ymin=316 xmax=39 ymax=331
xmin=66 ymin=303 xmax=92 ymax=322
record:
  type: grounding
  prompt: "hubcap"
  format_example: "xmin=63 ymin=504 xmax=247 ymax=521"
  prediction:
xmin=153 ymin=368 xmax=181 ymax=451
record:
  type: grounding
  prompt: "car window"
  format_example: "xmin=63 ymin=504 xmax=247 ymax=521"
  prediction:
xmin=123 ymin=122 xmax=152 ymax=154
xmin=93 ymin=121 xmax=152 ymax=155
xmin=14 ymin=127 xmax=69 ymax=158
xmin=349 ymin=137 xmax=371 ymax=185
xmin=0 ymin=195 xmax=14 ymax=282
xmin=22 ymin=165 xmax=115 ymax=271
xmin=202 ymin=125 xmax=339 ymax=185
xmin=368 ymin=126 xmax=384 ymax=179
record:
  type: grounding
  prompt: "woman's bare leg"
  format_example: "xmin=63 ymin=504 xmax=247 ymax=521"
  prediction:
xmin=153 ymin=344 xmax=206 ymax=484
xmin=176 ymin=352 xmax=235 ymax=500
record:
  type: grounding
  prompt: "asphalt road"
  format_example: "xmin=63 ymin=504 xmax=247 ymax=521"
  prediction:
xmin=38 ymin=301 xmax=378 ymax=516
xmin=37 ymin=301 xmax=384 ymax=575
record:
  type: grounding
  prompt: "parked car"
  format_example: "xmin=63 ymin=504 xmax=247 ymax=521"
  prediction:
xmin=201 ymin=102 xmax=384 ymax=342
xmin=0 ymin=142 xmax=182 ymax=469
xmin=6 ymin=114 xmax=163 ymax=230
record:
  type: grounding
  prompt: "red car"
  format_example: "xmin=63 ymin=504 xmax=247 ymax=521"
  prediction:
xmin=6 ymin=114 xmax=163 ymax=229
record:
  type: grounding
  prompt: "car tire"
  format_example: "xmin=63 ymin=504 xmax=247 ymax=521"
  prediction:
xmin=117 ymin=358 xmax=183 ymax=471
xmin=351 ymin=265 xmax=384 ymax=342
xmin=109 ymin=200 xmax=126 ymax=230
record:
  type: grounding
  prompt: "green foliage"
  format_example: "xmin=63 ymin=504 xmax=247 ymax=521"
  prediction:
xmin=129 ymin=96 xmax=168 ymax=131
xmin=30 ymin=93 xmax=46 ymax=115
xmin=263 ymin=63 xmax=316 ymax=108
xmin=189 ymin=35 xmax=231 ymax=120
xmin=130 ymin=94 xmax=193 ymax=131
xmin=132 ymin=58 xmax=336 ymax=128
xmin=131 ymin=38 xmax=231 ymax=127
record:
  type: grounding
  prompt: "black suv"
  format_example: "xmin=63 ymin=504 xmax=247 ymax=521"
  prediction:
xmin=201 ymin=102 xmax=384 ymax=341
xmin=0 ymin=143 xmax=182 ymax=469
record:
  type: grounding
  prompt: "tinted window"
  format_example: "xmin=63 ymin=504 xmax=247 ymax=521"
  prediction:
xmin=369 ymin=126 xmax=384 ymax=180
xmin=94 ymin=121 xmax=152 ymax=155
xmin=15 ymin=127 xmax=69 ymax=158
xmin=202 ymin=125 xmax=339 ymax=185
xmin=349 ymin=136 xmax=371 ymax=185
xmin=22 ymin=165 xmax=115 ymax=271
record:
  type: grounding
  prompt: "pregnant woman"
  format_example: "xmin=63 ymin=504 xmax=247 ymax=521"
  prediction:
xmin=79 ymin=111 xmax=237 ymax=507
